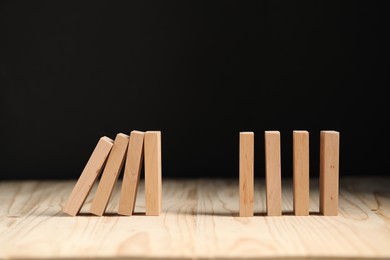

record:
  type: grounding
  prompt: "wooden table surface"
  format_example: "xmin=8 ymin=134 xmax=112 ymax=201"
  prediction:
xmin=0 ymin=177 xmax=389 ymax=260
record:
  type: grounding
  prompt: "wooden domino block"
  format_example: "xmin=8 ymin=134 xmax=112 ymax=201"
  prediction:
xmin=293 ymin=130 xmax=309 ymax=216
xmin=90 ymin=133 xmax=129 ymax=216
xmin=320 ymin=130 xmax=340 ymax=216
xmin=118 ymin=131 xmax=145 ymax=216
xmin=239 ymin=132 xmax=254 ymax=217
xmin=144 ymin=131 xmax=162 ymax=216
xmin=265 ymin=131 xmax=282 ymax=216
xmin=63 ymin=136 xmax=113 ymax=216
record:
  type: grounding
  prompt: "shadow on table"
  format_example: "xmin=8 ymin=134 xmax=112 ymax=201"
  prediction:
xmin=195 ymin=211 xmax=322 ymax=217
xmin=39 ymin=211 xmax=147 ymax=217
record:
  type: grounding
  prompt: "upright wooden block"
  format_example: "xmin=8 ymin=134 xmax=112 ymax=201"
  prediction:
xmin=144 ymin=131 xmax=162 ymax=216
xmin=90 ymin=133 xmax=129 ymax=216
xmin=239 ymin=132 xmax=254 ymax=217
xmin=293 ymin=131 xmax=310 ymax=216
xmin=118 ymin=131 xmax=145 ymax=216
xmin=63 ymin=136 xmax=114 ymax=216
xmin=320 ymin=131 xmax=340 ymax=216
xmin=265 ymin=131 xmax=282 ymax=216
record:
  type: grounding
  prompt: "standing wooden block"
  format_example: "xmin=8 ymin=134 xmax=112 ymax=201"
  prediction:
xmin=118 ymin=131 xmax=145 ymax=216
xmin=63 ymin=136 xmax=114 ymax=216
xmin=293 ymin=131 xmax=310 ymax=216
xmin=320 ymin=131 xmax=340 ymax=216
xmin=90 ymin=133 xmax=129 ymax=216
xmin=239 ymin=132 xmax=254 ymax=217
xmin=265 ymin=131 xmax=282 ymax=216
xmin=144 ymin=131 xmax=162 ymax=216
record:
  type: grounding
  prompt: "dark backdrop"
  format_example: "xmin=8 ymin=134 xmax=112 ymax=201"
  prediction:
xmin=1 ymin=1 xmax=389 ymax=180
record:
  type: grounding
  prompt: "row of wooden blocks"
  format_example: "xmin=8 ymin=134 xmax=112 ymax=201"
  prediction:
xmin=63 ymin=130 xmax=338 ymax=217
xmin=240 ymin=130 xmax=340 ymax=217
xmin=63 ymin=131 xmax=162 ymax=216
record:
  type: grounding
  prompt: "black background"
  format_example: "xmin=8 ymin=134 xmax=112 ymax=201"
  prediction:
xmin=1 ymin=1 xmax=389 ymax=180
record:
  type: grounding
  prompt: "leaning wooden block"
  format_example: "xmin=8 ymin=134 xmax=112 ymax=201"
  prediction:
xmin=90 ymin=133 xmax=129 ymax=216
xmin=118 ymin=131 xmax=145 ymax=216
xmin=239 ymin=132 xmax=254 ymax=217
xmin=144 ymin=131 xmax=162 ymax=216
xmin=320 ymin=130 xmax=340 ymax=216
xmin=265 ymin=131 xmax=282 ymax=216
xmin=63 ymin=136 xmax=113 ymax=216
xmin=293 ymin=130 xmax=310 ymax=216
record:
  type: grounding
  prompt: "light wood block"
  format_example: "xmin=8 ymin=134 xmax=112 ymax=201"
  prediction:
xmin=293 ymin=130 xmax=310 ymax=216
xmin=90 ymin=133 xmax=129 ymax=216
xmin=144 ymin=131 xmax=162 ymax=216
xmin=62 ymin=136 xmax=113 ymax=216
xmin=239 ymin=132 xmax=254 ymax=217
xmin=118 ymin=130 xmax=145 ymax=216
xmin=2 ymin=178 xmax=390 ymax=259
xmin=265 ymin=131 xmax=282 ymax=216
xmin=320 ymin=130 xmax=340 ymax=216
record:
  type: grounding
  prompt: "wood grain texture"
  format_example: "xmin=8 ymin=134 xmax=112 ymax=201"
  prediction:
xmin=1 ymin=178 xmax=390 ymax=260
xmin=63 ymin=136 xmax=113 ymax=216
xmin=239 ymin=132 xmax=254 ymax=217
xmin=118 ymin=131 xmax=144 ymax=216
xmin=320 ymin=131 xmax=340 ymax=216
xmin=293 ymin=130 xmax=310 ymax=216
xmin=90 ymin=133 xmax=129 ymax=216
xmin=265 ymin=131 xmax=282 ymax=216
xmin=144 ymin=131 xmax=162 ymax=216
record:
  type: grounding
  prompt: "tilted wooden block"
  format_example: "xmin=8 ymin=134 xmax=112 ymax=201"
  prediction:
xmin=265 ymin=131 xmax=282 ymax=216
xmin=239 ymin=132 xmax=254 ymax=217
xmin=63 ymin=136 xmax=114 ymax=216
xmin=293 ymin=130 xmax=310 ymax=216
xmin=90 ymin=133 xmax=129 ymax=216
xmin=320 ymin=130 xmax=340 ymax=216
xmin=118 ymin=131 xmax=145 ymax=216
xmin=144 ymin=131 xmax=162 ymax=216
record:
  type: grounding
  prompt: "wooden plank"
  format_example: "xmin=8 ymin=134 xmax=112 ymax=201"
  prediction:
xmin=2 ymin=178 xmax=390 ymax=260
xmin=293 ymin=130 xmax=310 ymax=216
xmin=90 ymin=133 xmax=129 ymax=216
xmin=320 ymin=130 xmax=340 ymax=216
xmin=118 ymin=130 xmax=145 ymax=216
xmin=62 ymin=136 xmax=113 ymax=216
xmin=239 ymin=132 xmax=254 ymax=217
xmin=144 ymin=131 xmax=162 ymax=216
xmin=264 ymin=131 xmax=282 ymax=216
